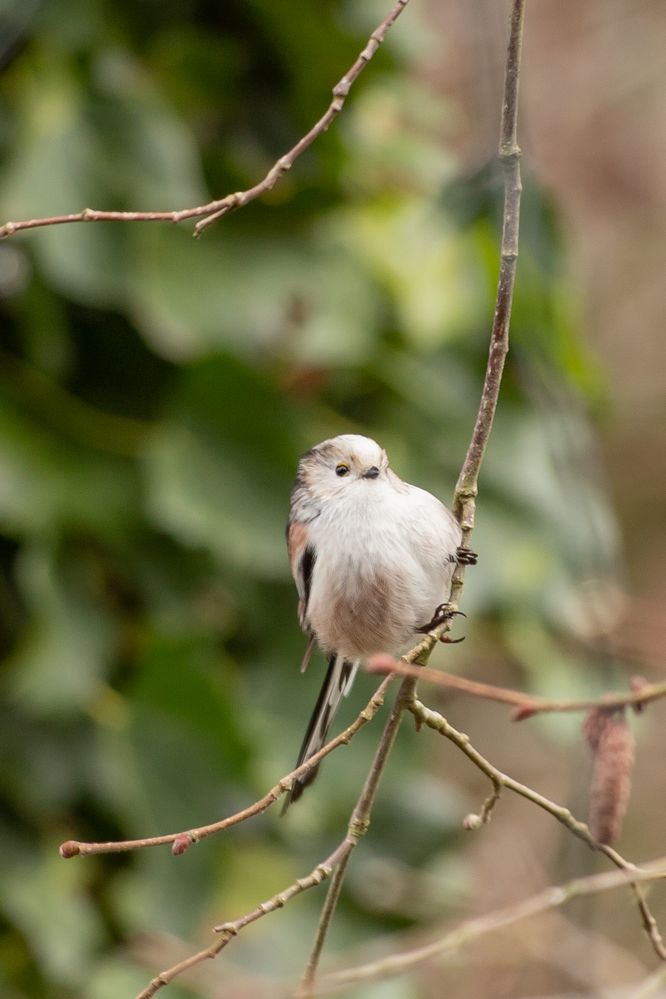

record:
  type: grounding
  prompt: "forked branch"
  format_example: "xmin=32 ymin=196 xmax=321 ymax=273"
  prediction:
xmin=409 ymin=697 xmax=666 ymax=962
xmin=134 ymin=640 xmax=436 ymax=998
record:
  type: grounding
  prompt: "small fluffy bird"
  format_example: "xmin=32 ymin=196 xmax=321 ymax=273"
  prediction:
xmin=284 ymin=434 xmax=467 ymax=809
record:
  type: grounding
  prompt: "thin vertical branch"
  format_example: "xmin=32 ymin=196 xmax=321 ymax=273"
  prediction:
xmin=451 ymin=0 xmax=524 ymax=592
xmin=299 ymin=663 xmax=428 ymax=994
xmin=300 ymin=854 xmax=353 ymax=997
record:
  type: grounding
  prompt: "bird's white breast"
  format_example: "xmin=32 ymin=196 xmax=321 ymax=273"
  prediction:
xmin=306 ymin=479 xmax=461 ymax=659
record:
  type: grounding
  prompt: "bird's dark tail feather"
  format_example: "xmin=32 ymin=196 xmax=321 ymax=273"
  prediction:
xmin=282 ymin=652 xmax=358 ymax=814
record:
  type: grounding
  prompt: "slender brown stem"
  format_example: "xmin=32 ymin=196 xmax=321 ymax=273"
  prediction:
xmin=60 ymin=677 xmax=391 ymax=859
xmin=299 ymin=853 xmax=353 ymax=999
xmin=450 ymin=0 xmax=524 ymax=604
xmin=367 ymin=654 xmax=666 ymax=718
xmin=135 ymin=840 xmax=350 ymax=999
xmin=135 ymin=675 xmax=414 ymax=999
xmin=299 ymin=677 xmax=415 ymax=995
xmin=409 ymin=697 xmax=666 ymax=962
xmin=0 ymin=0 xmax=411 ymax=241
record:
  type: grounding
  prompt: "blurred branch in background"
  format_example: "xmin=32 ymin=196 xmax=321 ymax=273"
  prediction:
xmin=317 ymin=859 xmax=666 ymax=994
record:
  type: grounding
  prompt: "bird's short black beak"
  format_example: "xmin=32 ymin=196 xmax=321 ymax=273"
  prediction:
xmin=362 ymin=466 xmax=380 ymax=479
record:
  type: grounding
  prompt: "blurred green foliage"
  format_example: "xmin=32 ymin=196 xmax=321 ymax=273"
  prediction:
xmin=0 ymin=1 xmax=620 ymax=996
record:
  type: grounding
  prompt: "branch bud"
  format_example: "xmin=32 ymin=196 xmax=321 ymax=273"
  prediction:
xmin=59 ymin=841 xmax=81 ymax=858
xmin=172 ymin=834 xmax=193 ymax=856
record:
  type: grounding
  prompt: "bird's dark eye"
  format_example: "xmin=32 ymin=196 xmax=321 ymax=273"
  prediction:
xmin=335 ymin=463 xmax=350 ymax=477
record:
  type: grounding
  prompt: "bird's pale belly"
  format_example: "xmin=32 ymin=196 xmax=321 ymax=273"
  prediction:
xmin=308 ymin=564 xmax=441 ymax=660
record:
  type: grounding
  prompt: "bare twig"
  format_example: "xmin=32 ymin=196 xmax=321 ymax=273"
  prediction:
xmin=135 ymin=840 xmax=350 ymax=999
xmin=138 ymin=667 xmax=423 ymax=999
xmin=409 ymin=697 xmax=666 ymax=962
xmin=450 ymin=0 xmax=524 ymax=605
xmin=59 ymin=677 xmax=391 ymax=859
xmin=0 ymin=0 xmax=411 ymax=242
xmin=138 ymin=685 xmax=664 ymax=998
xmin=315 ymin=859 xmax=666 ymax=994
xmin=367 ymin=654 xmax=666 ymax=718
xmin=299 ymin=675 xmax=417 ymax=996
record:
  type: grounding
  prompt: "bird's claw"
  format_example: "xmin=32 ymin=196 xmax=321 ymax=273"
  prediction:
xmin=456 ymin=545 xmax=478 ymax=566
xmin=416 ymin=603 xmax=466 ymax=634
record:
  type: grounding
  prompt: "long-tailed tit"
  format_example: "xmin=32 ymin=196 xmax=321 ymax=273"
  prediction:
xmin=284 ymin=434 xmax=472 ymax=810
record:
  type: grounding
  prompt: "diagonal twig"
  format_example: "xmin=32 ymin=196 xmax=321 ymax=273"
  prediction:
xmin=135 ymin=840 xmax=350 ymax=999
xmin=409 ymin=696 xmax=666 ymax=962
xmin=367 ymin=654 xmax=665 ymax=718
xmin=59 ymin=676 xmax=391 ymax=860
xmin=134 ymin=645 xmax=432 ymax=999
xmin=0 ymin=0 xmax=411 ymax=241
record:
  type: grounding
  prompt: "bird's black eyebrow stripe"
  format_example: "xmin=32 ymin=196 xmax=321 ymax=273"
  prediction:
xmin=300 ymin=545 xmax=316 ymax=612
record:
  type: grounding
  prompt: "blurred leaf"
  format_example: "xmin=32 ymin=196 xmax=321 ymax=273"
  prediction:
xmin=8 ymin=544 xmax=117 ymax=714
xmin=128 ymin=222 xmax=382 ymax=365
xmin=2 ymin=44 xmax=205 ymax=306
xmin=143 ymin=356 xmax=296 ymax=577
xmin=129 ymin=632 xmax=249 ymax=767
xmin=87 ymin=958 xmax=165 ymax=999
xmin=0 ymin=834 xmax=103 ymax=989
xmin=334 ymin=196 xmax=483 ymax=349
xmin=0 ymin=399 xmax=135 ymax=536
xmin=1 ymin=56 xmax=129 ymax=304
xmin=89 ymin=48 xmax=206 ymax=209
